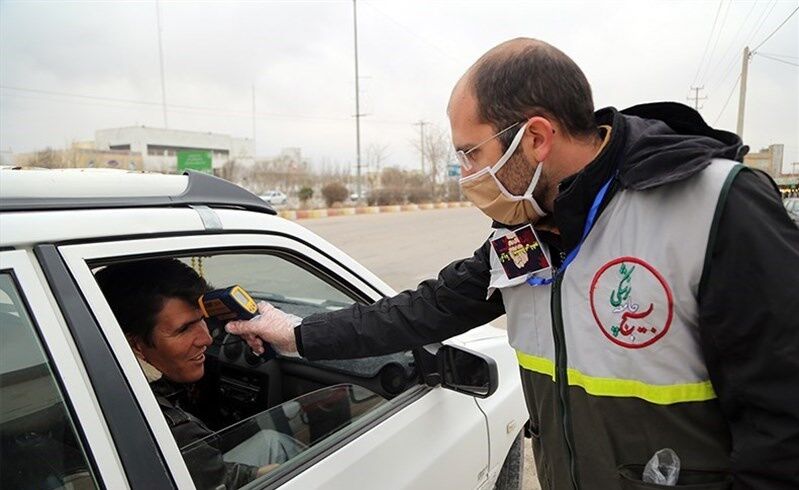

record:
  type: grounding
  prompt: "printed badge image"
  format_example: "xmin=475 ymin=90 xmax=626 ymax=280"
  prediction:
xmin=491 ymin=225 xmax=551 ymax=279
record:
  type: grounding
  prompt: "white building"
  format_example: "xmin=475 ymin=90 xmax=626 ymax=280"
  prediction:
xmin=94 ymin=126 xmax=254 ymax=172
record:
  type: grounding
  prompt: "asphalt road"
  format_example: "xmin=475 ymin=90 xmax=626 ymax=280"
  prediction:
xmin=302 ymin=207 xmax=540 ymax=490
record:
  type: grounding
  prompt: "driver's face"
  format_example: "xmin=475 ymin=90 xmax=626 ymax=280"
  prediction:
xmin=135 ymin=298 xmax=212 ymax=383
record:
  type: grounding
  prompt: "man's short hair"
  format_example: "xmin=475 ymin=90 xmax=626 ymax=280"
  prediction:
xmin=95 ymin=258 xmax=210 ymax=346
xmin=471 ymin=39 xmax=597 ymax=146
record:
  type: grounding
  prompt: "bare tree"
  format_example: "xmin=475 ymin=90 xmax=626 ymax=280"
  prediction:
xmin=217 ymin=159 xmax=238 ymax=182
xmin=16 ymin=148 xmax=63 ymax=168
xmin=411 ymin=124 xmax=454 ymax=201
xmin=365 ymin=143 xmax=390 ymax=191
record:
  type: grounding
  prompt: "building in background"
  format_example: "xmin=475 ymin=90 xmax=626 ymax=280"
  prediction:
xmin=94 ymin=126 xmax=254 ymax=173
xmin=744 ymin=144 xmax=784 ymax=178
xmin=14 ymin=143 xmax=143 ymax=170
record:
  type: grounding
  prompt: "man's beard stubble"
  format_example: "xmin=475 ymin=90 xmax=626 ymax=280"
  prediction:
xmin=494 ymin=152 xmax=550 ymax=211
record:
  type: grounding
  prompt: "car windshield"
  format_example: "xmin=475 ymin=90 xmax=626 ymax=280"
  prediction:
xmin=180 ymin=384 xmax=387 ymax=481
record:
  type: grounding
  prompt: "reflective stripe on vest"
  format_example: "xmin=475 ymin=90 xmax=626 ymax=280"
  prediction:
xmin=516 ymin=351 xmax=716 ymax=405
xmin=489 ymin=160 xmax=739 ymax=405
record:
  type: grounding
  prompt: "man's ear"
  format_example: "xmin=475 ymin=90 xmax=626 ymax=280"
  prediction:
xmin=127 ymin=334 xmax=146 ymax=359
xmin=524 ymin=116 xmax=555 ymax=163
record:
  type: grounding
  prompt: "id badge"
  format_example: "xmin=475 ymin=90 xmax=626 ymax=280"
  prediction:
xmin=490 ymin=224 xmax=552 ymax=280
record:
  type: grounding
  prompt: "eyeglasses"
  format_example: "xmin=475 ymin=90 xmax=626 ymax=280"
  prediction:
xmin=455 ymin=121 xmax=522 ymax=172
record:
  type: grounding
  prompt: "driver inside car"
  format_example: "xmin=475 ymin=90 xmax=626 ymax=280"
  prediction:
xmin=96 ymin=258 xmax=304 ymax=490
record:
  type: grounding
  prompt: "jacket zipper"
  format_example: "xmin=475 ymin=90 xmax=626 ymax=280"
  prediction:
xmin=552 ymin=271 xmax=581 ymax=489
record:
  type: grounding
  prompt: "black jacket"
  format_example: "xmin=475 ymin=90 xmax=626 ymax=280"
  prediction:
xmin=296 ymin=103 xmax=799 ymax=488
xmin=152 ymin=379 xmax=258 ymax=490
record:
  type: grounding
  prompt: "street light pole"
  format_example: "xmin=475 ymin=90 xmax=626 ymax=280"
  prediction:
xmin=155 ymin=0 xmax=168 ymax=129
xmin=353 ymin=0 xmax=362 ymax=204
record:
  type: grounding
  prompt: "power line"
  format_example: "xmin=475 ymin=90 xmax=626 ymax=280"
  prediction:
xmin=361 ymin=1 xmax=460 ymax=65
xmin=700 ymin=0 xmax=734 ymax=84
xmin=756 ymin=52 xmax=799 ymax=67
xmin=0 ymin=85 xmax=416 ymax=125
xmin=692 ymin=0 xmax=725 ymax=86
xmin=758 ymin=52 xmax=799 ymax=60
xmin=703 ymin=0 xmax=761 ymax=88
xmin=705 ymin=0 xmax=772 ymax=98
xmin=713 ymin=73 xmax=742 ymax=126
xmin=752 ymin=5 xmax=799 ymax=52
xmin=745 ymin=0 xmax=779 ymax=48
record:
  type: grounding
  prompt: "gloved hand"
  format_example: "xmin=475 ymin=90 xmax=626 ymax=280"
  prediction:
xmin=225 ymin=301 xmax=301 ymax=356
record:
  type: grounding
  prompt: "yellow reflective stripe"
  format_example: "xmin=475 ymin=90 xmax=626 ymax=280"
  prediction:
xmin=516 ymin=351 xmax=716 ymax=405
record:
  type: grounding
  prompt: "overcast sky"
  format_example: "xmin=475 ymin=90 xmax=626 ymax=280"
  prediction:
xmin=1 ymin=0 xmax=797 ymax=173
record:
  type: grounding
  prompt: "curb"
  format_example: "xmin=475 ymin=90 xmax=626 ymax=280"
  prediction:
xmin=278 ymin=201 xmax=473 ymax=221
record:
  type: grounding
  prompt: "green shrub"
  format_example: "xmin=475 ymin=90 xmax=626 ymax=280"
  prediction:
xmin=298 ymin=186 xmax=314 ymax=203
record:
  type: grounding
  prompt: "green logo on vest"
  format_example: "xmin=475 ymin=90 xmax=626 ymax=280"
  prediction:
xmin=590 ymin=257 xmax=674 ymax=349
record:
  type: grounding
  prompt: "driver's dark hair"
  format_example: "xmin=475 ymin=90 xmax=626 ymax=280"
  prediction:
xmin=95 ymin=258 xmax=210 ymax=346
xmin=471 ymin=38 xmax=597 ymax=148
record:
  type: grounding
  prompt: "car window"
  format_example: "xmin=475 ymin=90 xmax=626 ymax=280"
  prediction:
xmin=181 ymin=384 xmax=387 ymax=488
xmin=181 ymin=253 xmax=357 ymax=319
xmin=90 ymin=250 xmax=415 ymax=488
xmin=0 ymin=273 xmax=100 ymax=490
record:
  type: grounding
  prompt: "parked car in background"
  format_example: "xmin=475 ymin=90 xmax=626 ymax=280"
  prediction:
xmin=260 ymin=190 xmax=287 ymax=206
xmin=0 ymin=168 xmax=528 ymax=490
xmin=784 ymin=197 xmax=799 ymax=226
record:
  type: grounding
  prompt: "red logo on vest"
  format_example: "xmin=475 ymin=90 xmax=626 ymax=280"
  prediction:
xmin=589 ymin=256 xmax=674 ymax=349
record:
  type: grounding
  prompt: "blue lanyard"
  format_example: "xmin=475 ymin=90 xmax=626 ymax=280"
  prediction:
xmin=527 ymin=174 xmax=616 ymax=287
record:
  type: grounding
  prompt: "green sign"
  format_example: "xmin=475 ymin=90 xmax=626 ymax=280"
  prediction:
xmin=177 ymin=150 xmax=212 ymax=174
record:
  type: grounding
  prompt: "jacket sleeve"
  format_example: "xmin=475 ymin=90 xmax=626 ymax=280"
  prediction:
xmin=698 ymin=169 xmax=799 ymax=489
xmin=296 ymin=238 xmax=506 ymax=360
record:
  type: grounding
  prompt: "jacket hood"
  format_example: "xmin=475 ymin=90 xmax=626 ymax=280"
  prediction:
xmin=546 ymin=102 xmax=747 ymax=250
xmin=611 ymin=102 xmax=748 ymax=190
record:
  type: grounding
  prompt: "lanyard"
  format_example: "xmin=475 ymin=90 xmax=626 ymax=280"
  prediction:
xmin=527 ymin=173 xmax=616 ymax=287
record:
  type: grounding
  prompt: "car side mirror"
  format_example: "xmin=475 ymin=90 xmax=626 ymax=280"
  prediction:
xmin=437 ymin=345 xmax=499 ymax=398
xmin=417 ymin=343 xmax=499 ymax=398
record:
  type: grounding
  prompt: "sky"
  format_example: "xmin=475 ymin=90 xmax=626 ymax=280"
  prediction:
xmin=1 ymin=0 xmax=797 ymax=173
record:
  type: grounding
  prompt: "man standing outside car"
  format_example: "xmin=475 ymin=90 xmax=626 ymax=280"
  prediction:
xmin=227 ymin=38 xmax=799 ymax=489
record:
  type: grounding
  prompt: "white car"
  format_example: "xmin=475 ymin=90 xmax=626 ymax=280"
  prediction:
xmin=0 ymin=169 xmax=528 ymax=490
xmin=260 ymin=190 xmax=287 ymax=206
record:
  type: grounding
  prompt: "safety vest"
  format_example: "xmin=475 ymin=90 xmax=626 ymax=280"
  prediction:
xmin=489 ymin=159 xmax=740 ymax=489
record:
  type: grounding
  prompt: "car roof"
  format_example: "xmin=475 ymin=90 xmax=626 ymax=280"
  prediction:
xmin=0 ymin=168 xmax=276 ymax=215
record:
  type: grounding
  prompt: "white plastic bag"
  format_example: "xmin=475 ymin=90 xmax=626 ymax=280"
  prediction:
xmin=642 ymin=448 xmax=681 ymax=485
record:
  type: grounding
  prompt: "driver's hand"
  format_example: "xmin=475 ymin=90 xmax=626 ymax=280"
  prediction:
xmin=225 ymin=301 xmax=301 ymax=356
xmin=256 ymin=463 xmax=281 ymax=477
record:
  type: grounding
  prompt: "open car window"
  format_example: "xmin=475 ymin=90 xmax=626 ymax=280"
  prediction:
xmin=180 ymin=384 xmax=387 ymax=488
xmin=180 ymin=253 xmax=357 ymax=319
xmin=89 ymin=247 xmax=419 ymax=489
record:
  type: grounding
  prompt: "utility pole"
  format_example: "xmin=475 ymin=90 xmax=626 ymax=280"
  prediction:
xmin=414 ymin=120 xmax=427 ymax=174
xmin=736 ymin=46 xmax=751 ymax=139
xmin=251 ymin=84 xmax=256 ymax=156
xmin=155 ymin=0 xmax=168 ymax=129
xmin=353 ymin=0 xmax=363 ymax=204
xmin=687 ymin=86 xmax=706 ymax=111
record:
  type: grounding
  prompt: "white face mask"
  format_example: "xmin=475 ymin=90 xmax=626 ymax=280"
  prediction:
xmin=459 ymin=122 xmax=547 ymax=225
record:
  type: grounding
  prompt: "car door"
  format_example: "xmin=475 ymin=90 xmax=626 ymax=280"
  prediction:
xmin=58 ymin=229 xmax=492 ymax=490
xmin=0 ymin=250 xmax=128 ymax=489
